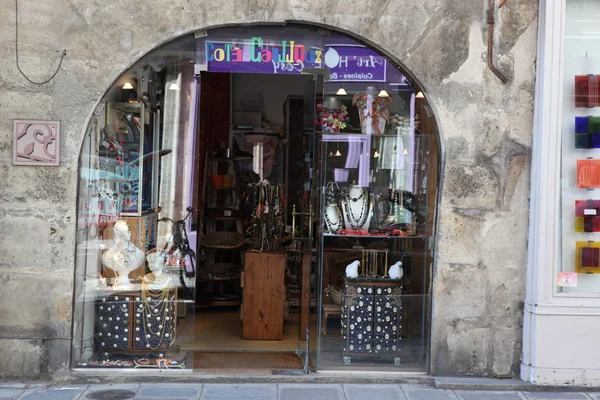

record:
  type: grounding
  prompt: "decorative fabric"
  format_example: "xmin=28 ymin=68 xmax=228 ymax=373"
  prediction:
xmin=582 ymin=247 xmax=599 ymax=268
xmin=575 ymin=116 xmax=600 ymax=149
xmin=575 ymin=74 xmax=600 ymax=108
xmin=575 ymin=200 xmax=600 ymax=232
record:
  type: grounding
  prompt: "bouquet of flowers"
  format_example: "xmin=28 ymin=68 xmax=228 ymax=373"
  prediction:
xmin=352 ymin=93 xmax=393 ymax=134
xmin=316 ymin=103 xmax=349 ymax=133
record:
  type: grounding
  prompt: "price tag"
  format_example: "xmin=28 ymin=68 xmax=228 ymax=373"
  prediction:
xmin=285 ymin=225 xmax=292 ymax=233
xmin=224 ymin=210 xmax=232 ymax=217
xmin=585 ymin=209 xmax=597 ymax=215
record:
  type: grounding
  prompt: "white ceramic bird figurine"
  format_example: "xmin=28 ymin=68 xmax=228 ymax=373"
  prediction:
xmin=388 ymin=261 xmax=403 ymax=280
xmin=345 ymin=260 xmax=360 ymax=278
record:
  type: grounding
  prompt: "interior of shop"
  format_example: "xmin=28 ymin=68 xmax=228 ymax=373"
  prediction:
xmin=72 ymin=25 xmax=439 ymax=374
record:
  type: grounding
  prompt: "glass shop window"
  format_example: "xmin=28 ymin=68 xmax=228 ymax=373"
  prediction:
xmin=560 ymin=0 xmax=600 ymax=294
xmin=72 ymin=35 xmax=197 ymax=369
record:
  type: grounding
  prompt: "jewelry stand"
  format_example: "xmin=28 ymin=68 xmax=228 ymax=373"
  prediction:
xmin=341 ymin=185 xmax=373 ymax=233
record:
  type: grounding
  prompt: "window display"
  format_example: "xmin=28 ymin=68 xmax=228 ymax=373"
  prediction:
xmin=560 ymin=1 xmax=600 ymax=294
xmin=74 ymin=24 xmax=439 ymax=374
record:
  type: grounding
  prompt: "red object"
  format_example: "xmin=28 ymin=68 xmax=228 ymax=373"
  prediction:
xmin=575 ymin=74 xmax=600 ymax=108
xmin=582 ymin=247 xmax=600 ymax=267
xmin=577 ymin=159 xmax=600 ymax=188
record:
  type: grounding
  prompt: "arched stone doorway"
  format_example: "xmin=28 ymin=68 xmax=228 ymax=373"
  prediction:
xmin=0 ymin=0 xmax=536 ymax=380
xmin=72 ymin=22 xmax=441 ymax=374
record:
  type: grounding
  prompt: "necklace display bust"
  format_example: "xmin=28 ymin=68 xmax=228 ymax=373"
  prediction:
xmin=341 ymin=184 xmax=373 ymax=233
xmin=142 ymin=250 xmax=176 ymax=290
xmin=101 ymin=220 xmax=145 ymax=289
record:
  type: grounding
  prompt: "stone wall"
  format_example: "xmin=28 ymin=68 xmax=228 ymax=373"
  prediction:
xmin=0 ymin=0 xmax=538 ymax=379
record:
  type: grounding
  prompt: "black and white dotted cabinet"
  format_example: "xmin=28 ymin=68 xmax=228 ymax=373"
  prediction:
xmin=341 ymin=279 xmax=402 ymax=365
xmin=95 ymin=291 xmax=176 ymax=356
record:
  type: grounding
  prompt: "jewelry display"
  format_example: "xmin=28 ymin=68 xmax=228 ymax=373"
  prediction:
xmin=379 ymin=189 xmax=417 ymax=234
xmin=341 ymin=185 xmax=373 ymax=233
xmin=244 ymin=181 xmax=286 ymax=251
xmin=101 ymin=220 xmax=145 ymax=289
xmin=361 ymin=249 xmax=390 ymax=277
xmin=138 ymin=287 xmax=176 ymax=350
xmin=324 ymin=182 xmax=343 ymax=234
xmin=143 ymin=249 xmax=176 ymax=290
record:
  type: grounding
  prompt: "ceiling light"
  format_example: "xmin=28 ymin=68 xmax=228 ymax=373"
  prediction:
xmin=122 ymin=82 xmax=134 ymax=90
xmin=403 ymin=149 xmax=409 ymax=155
xmin=169 ymin=82 xmax=180 ymax=91
xmin=335 ymin=149 xmax=342 ymax=157
xmin=378 ymin=89 xmax=389 ymax=98
xmin=374 ymin=150 xmax=380 ymax=158
xmin=415 ymin=91 xmax=425 ymax=98
xmin=336 ymin=86 xmax=347 ymax=96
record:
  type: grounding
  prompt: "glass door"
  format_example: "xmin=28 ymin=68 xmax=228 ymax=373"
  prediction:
xmin=292 ymin=71 xmax=324 ymax=373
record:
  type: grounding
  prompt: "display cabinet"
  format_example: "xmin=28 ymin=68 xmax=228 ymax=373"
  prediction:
xmin=317 ymin=130 xmax=432 ymax=369
xmin=341 ymin=278 xmax=402 ymax=365
xmin=103 ymin=102 xmax=161 ymax=216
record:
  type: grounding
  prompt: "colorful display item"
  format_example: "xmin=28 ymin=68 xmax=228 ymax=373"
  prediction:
xmin=576 ymin=241 xmax=600 ymax=273
xmin=575 ymin=74 xmax=600 ymax=108
xmin=575 ymin=200 xmax=600 ymax=232
xmin=575 ymin=116 xmax=600 ymax=149
xmin=576 ymin=159 xmax=600 ymax=188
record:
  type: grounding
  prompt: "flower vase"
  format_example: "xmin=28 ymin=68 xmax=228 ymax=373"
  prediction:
xmin=361 ymin=117 xmax=386 ymax=135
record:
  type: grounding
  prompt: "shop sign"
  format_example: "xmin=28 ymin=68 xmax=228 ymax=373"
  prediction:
xmin=205 ymin=37 xmax=387 ymax=82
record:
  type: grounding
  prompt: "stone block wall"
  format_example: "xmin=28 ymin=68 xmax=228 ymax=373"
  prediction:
xmin=0 ymin=0 xmax=538 ymax=379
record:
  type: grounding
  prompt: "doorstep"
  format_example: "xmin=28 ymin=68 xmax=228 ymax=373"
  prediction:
xmin=434 ymin=376 xmax=600 ymax=392
xmin=59 ymin=368 xmax=435 ymax=385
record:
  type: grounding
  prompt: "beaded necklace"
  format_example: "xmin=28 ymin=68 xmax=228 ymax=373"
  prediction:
xmin=342 ymin=187 xmax=370 ymax=230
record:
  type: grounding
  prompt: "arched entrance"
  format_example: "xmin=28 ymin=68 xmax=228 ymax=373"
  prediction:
xmin=72 ymin=23 xmax=440 ymax=374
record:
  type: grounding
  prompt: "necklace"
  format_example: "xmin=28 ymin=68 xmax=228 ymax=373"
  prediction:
xmin=342 ymin=188 xmax=370 ymax=230
xmin=324 ymin=206 xmax=342 ymax=233
xmin=140 ymin=287 xmax=172 ymax=350
xmin=345 ymin=187 xmax=365 ymax=202
xmin=113 ymin=241 xmax=137 ymax=269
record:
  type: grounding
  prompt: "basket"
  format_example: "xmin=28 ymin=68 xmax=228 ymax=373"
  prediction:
xmin=198 ymin=263 xmax=241 ymax=280
xmin=201 ymin=232 xmax=244 ymax=249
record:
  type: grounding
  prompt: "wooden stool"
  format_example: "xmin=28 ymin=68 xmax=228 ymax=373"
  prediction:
xmin=322 ymin=303 xmax=342 ymax=336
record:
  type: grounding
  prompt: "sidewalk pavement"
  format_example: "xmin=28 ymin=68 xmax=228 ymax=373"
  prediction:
xmin=0 ymin=383 xmax=599 ymax=400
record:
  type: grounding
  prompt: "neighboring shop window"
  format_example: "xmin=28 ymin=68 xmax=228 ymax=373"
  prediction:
xmin=560 ymin=0 xmax=600 ymax=293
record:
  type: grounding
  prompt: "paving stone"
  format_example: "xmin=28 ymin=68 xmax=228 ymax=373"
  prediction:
xmin=19 ymin=388 xmax=85 ymax=400
xmin=523 ymin=393 xmax=590 ymax=400
xmin=454 ymin=391 xmax=523 ymax=400
xmin=85 ymin=389 xmax=137 ymax=400
xmin=401 ymin=385 xmax=458 ymax=400
xmin=0 ymin=390 xmax=23 ymax=399
xmin=344 ymin=384 xmax=406 ymax=400
xmin=137 ymin=384 xmax=200 ymax=398
xmin=279 ymin=384 xmax=344 ymax=400
xmin=83 ymin=384 xmax=140 ymax=399
xmin=201 ymin=384 xmax=276 ymax=400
